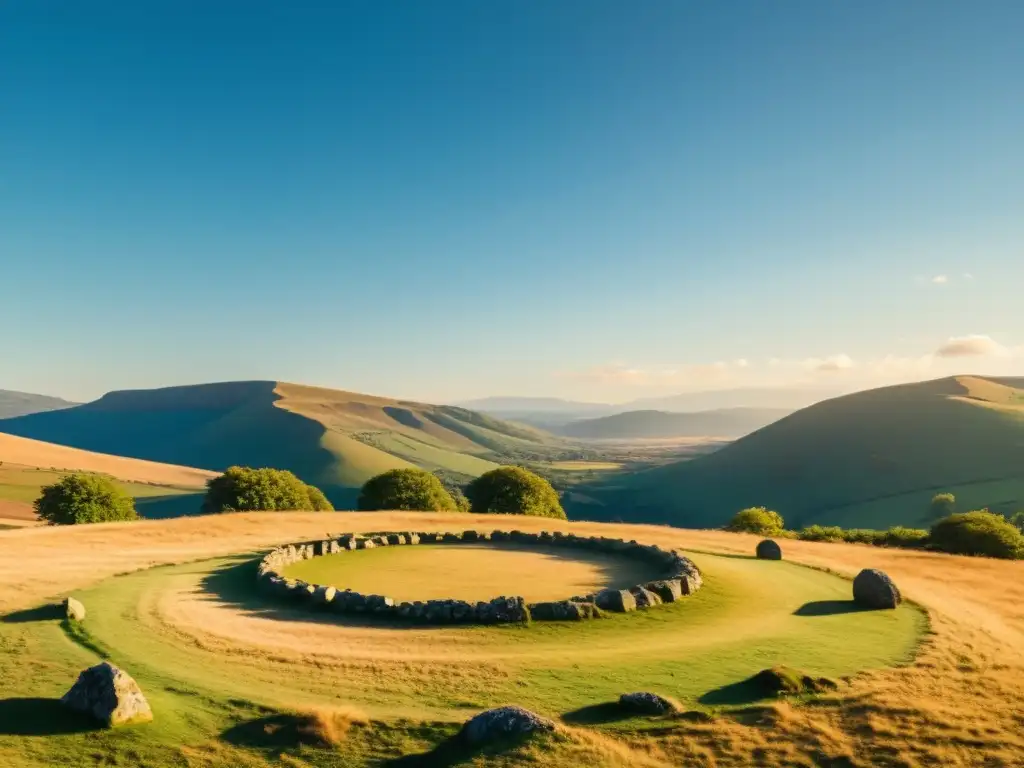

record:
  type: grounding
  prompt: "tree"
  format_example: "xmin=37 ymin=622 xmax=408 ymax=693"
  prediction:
xmin=35 ymin=473 xmax=138 ymax=525
xmin=929 ymin=510 xmax=1024 ymax=560
xmin=357 ymin=468 xmax=459 ymax=512
xmin=725 ymin=507 xmax=785 ymax=535
xmin=930 ymin=493 xmax=956 ymax=519
xmin=202 ymin=466 xmax=334 ymax=513
xmin=1010 ymin=511 xmax=1024 ymax=533
xmin=465 ymin=466 xmax=566 ymax=520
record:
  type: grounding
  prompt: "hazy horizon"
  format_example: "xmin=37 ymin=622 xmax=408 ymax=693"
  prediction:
xmin=2 ymin=2 xmax=1022 ymax=403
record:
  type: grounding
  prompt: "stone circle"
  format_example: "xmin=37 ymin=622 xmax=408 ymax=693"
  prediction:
xmin=255 ymin=530 xmax=704 ymax=625
xmin=852 ymin=568 xmax=901 ymax=609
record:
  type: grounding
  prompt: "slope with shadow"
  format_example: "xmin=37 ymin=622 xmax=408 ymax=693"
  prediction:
xmin=575 ymin=376 xmax=1024 ymax=529
xmin=0 ymin=381 xmax=562 ymax=508
xmin=559 ymin=407 xmax=791 ymax=440
xmin=0 ymin=390 xmax=77 ymax=419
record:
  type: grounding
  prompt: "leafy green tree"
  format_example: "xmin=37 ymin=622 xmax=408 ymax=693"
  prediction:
xmin=202 ymin=466 xmax=334 ymax=513
xmin=357 ymin=468 xmax=459 ymax=512
xmin=930 ymin=492 xmax=956 ymax=519
xmin=35 ymin=474 xmax=138 ymax=525
xmin=929 ymin=510 xmax=1024 ymax=560
xmin=465 ymin=466 xmax=566 ymax=520
xmin=725 ymin=507 xmax=785 ymax=535
xmin=1010 ymin=511 xmax=1024 ymax=533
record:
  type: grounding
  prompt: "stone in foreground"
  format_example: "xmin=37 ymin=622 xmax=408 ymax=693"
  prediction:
xmin=61 ymin=662 xmax=153 ymax=727
xmin=756 ymin=539 xmax=782 ymax=560
xmin=594 ymin=588 xmax=637 ymax=613
xmin=64 ymin=597 xmax=86 ymax=621
xmin=853 ymin=568 xmax=901 ymax=609
xmin=460 ymin=705 xmax=555 ymax=745
xmin=619 ymin=691 xmax=680 ymax=715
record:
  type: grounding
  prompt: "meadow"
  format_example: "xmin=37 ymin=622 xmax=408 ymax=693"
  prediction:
xmin=2 ymin=512 xmax=1018 ymax=766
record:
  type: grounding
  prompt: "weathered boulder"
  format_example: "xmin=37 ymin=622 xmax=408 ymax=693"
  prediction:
xmin=756 ymin=539 xmax=783 ymax=560
xmin=386 ymin=533 xmax=407 ymax=545
xmin=61 ymin=662 xmax=152 ymax=727
xmin=595 ymin=588 xmax=637 ymax=613
xmin=630 ymin=587 xmax=663 ymax=609
xmin=486 ymin=596 xmax=530 ymax=624
xmin=528 ymin=600 xmax=599 ymax=621
xmin=619 ymin=691 xmax=679 ymax=715
xmin=853 ymin=569 xmax=901 ymax=609
xmin=312 ymin=585 xmax=337 ymax=606
xmin=645 ymin=579 xmax=683 ymax=603
xmin=460 ymin=705 xmax=555 ymax=745
xmin=64 ymin=597 xmax=86 ymax=622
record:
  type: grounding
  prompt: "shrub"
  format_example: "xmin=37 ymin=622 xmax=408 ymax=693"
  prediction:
xmin=882 ymin=526 xmax=929 ymax=548
xmin=35 ymin=474 xmax=138 ymax=525
xmin=357 ymin=468 xmax=459 ymax=512
xmin=797 ymin=525 xmax=846 ymax=542
xmin=1009 ymin=511 xmax=1024 ymax=533
xmin=929 ymin=510 xmax=1024 ymax=560
xmin=465 ymin=466 xmax=566 ymax=519
xmin=726 ymin=507 xmax=784 ymax=535
xmin=930 ymin=492 xmax=956 ymax=519
xmin=202 ymin=466 xmax=334 ymax=513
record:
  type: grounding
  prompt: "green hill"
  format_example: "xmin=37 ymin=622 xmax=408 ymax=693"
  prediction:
xmin=559 ymin=407 xmax=791 ymax=439
xmin=0 ymin=381 xmax=564 ymax=508
xmin=571 ymin=376 xmax=1024 ymax=529
xmin=0 ymin=389 xmax=77 ymax=419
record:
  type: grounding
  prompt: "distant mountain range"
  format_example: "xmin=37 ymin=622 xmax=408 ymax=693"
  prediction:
xmin=0 ymin=389 xmax=78 ymax=419
xmin=0 ymin=381 xmax=564 ymax=508
xmin=570 ymin=375 xmax=1024 ymax=529
xmin=559 ymin=408 xmax=792 ymax=440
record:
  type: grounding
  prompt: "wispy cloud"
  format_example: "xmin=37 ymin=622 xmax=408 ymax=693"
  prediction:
xmin=934 ymin=334 xmax=1008 ymax=359
xmin=932 ymin=274 xmax=949 ymax=284
xmin=808 ymin=354 xmax=854 ymax=372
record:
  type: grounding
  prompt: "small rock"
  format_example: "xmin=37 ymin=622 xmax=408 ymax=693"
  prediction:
xmin=594 ymin=588 xmax=637 ymax=613
xmin=853 ymin=569 xmax=901 ymax=609
xmin=61 ymin=662 xmax=152 ymax=727
xmin=460 ymin=705 xmax=555 ymax=745
xmin=64 ymin=597 xmax=86 ymax=621
xmin=619 ymin=692 xmax=680 ymax=715
xmin=645 ymin=579 xmax=683 ymax=603
xmin=630 ymin=587 xmax=663 ymax=609
xmin=756 ymin=539 xmax=783 ymax=560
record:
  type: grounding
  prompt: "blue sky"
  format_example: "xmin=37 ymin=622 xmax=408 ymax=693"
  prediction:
xmin=2 ymin=1 xmax=1022 ymax=404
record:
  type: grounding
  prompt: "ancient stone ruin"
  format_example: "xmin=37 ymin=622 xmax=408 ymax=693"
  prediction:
xmin=256 ymin=529 xmax=704 ymax=625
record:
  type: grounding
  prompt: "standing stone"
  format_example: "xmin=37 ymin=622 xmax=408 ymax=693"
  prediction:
xmin=756 ymin=539 xmax=783 ymax=560
xmin=460 ymin=706 xmax=555 ymax=745
xmin=853 ymin=569 xmax=901 ymax=609
xmin=61 ymin=662 xmax=152 ymax=727
xmin=64 ymin=597 xmax=86 ymax=621
xmin=595 ymin=588 xmax=637 ymax=613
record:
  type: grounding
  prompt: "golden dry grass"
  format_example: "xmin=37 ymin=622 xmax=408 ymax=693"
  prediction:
xmin=1 ymin=512 xmax=1022 ymax=766
xmin=0 ymin=433 xmax=216 ymax=487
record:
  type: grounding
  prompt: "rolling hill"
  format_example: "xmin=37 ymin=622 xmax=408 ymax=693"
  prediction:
xmin=0 ymin=389 xmax=78 ymax=419
xmin=0 ymin=381 xmax=564 ymax=507
xmin=0 ymin=432 xmax=215 ymax=525
xmin=571 ymin=376 xmax=1024 ymax=529
xmin=559 ymin=407 xmax=791 ymax=440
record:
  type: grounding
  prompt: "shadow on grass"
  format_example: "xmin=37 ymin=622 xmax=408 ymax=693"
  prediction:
xmin=384 ymin=734 xmax=537 ymax=767
xmin=561 ymin=702 xmax=632 ymax=726
xmin=2 ymin=604 xmax=63 ymax=623
xmin=793 ymin=600 xmax=868 ymax=617
xmin=0 ymin=698 xmax=99 ymax=735
xmin=221 ymin=713 xmax=335 ymax=750
xmin=698 ymin=679 xmax=771 ymax=707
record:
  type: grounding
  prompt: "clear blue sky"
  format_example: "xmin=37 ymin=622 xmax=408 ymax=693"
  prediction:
xmin=2 ymin=1 xmax=1022 ymax=404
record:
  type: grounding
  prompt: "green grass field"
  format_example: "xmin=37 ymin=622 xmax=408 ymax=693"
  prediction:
xmin=0 ymin=545 xmax=925 ymax=766
xmin=0 ymin=466 xmax=201 ymax=507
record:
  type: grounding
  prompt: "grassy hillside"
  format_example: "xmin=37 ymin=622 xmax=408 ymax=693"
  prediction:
xmin=0 ymin=432 xmax=215 ymax=522
xmin=0 ymin=389 xmax=77 ymax=419
xmin=575 ymin=376 xmax=1024 ymax=529
xmin=560 ymin=407 xmax=791 ymax=439
xmin=0 ymin=381 xmax=565 ymax=507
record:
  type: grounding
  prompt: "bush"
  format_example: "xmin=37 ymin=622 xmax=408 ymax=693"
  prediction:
xmin=797 ymin=524 xmax=846 ymax=542
xmin=930 ymin=492 xmax=956 ymax=519
xmin=1009 ymin=511 xmax=1024 ymax=533
xmin=726 ymin=507 xmax=784 ymax=535
xmin=465 ymin=466 xmax=566 ymax=520
xmin=357 ymin=468 xmax=459 ymax=512
xmin=35 ymin=474 xmax=138 ymax=525
xmin=202 ymin=466 xmax=334 ymax=513
xmin=929 ymin=510 xmax=1024 ymax=560
xmin=882 ymin=526 xmax=929 ymax=548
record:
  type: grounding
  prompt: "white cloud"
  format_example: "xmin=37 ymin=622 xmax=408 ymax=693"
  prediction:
xmin=932 ymin=274 xmax=949 ymax=284
xmin=812 ymin=354 xmax=855 ymax=372
xmin=963 ymin=272 xmax=974 ymax=280
xmin=934 ymin=334 xmax=1009 ymax=359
